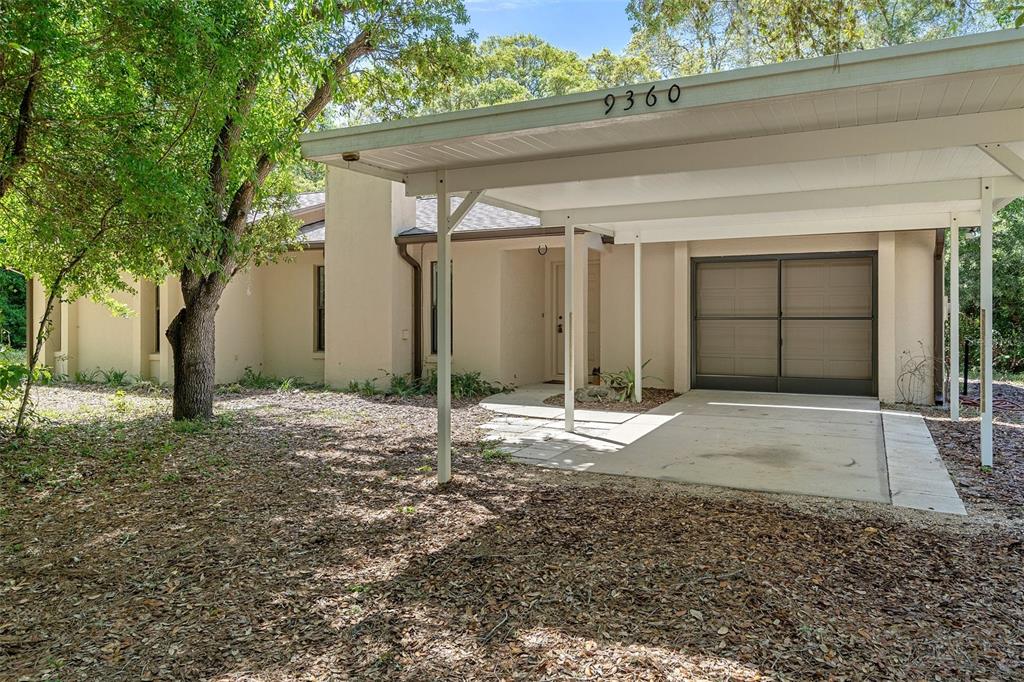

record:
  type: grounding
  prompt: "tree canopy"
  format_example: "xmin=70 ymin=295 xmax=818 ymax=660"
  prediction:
xmin=434 ymin=34 xmax=659 ymax=110
xmin=626 ymin=0 xmax=1019 ymax=77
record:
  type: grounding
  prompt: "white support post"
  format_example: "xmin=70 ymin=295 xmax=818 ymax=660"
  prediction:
xmin=564 ymin=219 xmax=575 ymax=432
xmin=633 ymin=232 xmax=643 ymax=403
xmin=980 ymin=179 xmax=994 ymax=468
xmin=949 ymin=214 xmax=960 ymax=422
xmin=436 ymin=172 xmax=452 ymax=483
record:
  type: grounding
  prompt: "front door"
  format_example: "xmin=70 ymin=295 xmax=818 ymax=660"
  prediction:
xmin=692 ymin=253 xmax=876 ymax=396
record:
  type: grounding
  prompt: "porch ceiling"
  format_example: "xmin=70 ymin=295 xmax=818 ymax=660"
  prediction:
xmin=301 ymin=29 xmax=1024 ymax=240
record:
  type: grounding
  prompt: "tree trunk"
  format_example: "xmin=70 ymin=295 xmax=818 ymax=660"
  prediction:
xmin=167 ymin=298 xmax=217 ymax=420
xmin=14 ymin=288 xmax=57 ymax=436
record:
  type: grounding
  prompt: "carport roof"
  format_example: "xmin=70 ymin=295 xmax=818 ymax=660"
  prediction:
xmin=301 ymin=29 xmax=1024 ymax=243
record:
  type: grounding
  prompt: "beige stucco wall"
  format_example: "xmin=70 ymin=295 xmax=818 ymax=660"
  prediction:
xmin=260 ymin=249 xmax=325 ymax=383
xmin=63 ymin=273 xmax=264 ymax=385
xmin=892 ymin=230 xmax=937 ymax=404
xmin=417 ymin=239 xmax=518 ymax=383
xmin=600 ymin=242 xmax=676 ymax=389
xmin=363 ymin=225 xmax=936 ymax=404
xmin=34 ymin=172 xmax=937 ymax=406
xmin=72 ymin=288 xmax=140 ymax=378
xmin=213 ymin=268 xmax=264 ymax=383
xmin=323 ymin=168 xmax=415 ymax=388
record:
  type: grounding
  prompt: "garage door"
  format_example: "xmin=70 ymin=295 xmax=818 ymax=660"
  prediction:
xmin=692 ymin=253 xmax=876 ymax=396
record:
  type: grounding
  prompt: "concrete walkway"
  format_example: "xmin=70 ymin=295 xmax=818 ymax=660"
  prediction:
xmin=480 ymin=385 xmax=966 ymax=515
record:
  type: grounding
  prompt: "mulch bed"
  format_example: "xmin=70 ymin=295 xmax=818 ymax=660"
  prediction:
xmin=543 ymin=387 xmax=678 ymax=413
xmin=2 ymin=385 xmax=1024 ymax=680
xmin=922 ymin=380 xmax=1024 ymax=519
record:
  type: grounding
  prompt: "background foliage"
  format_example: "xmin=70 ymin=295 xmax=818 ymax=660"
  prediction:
xmin=0 ymin=269 xmax=25 ymax=348
xmin=953 ymin=198 xmax=1024 ymax=376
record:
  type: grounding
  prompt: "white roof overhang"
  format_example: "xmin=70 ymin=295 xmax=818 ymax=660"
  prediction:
xmin=301 ymin=29 xmax=1024 ymax=242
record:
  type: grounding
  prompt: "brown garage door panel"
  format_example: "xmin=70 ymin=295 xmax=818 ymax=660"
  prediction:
xmin=692 ymin=253 xmax=877 ymax=396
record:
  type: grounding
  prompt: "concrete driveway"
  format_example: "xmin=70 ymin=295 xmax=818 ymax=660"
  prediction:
xmin=482 ymin=387 xmax=965 ymax=513
xmin=595 ymin=391 xmax=889 ymax=503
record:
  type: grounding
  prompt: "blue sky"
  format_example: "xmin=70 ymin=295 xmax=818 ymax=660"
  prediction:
xmin=465 ymin=0 xmax=634 ymax=55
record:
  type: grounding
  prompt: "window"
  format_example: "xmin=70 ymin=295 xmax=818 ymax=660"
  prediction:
xmin=154 ymin=285 xmax=160 ymax=353
xmin=430 ymin=261 xmax=453 ymax=354
xmin=315 ymin=266 xmax=325 ymax=352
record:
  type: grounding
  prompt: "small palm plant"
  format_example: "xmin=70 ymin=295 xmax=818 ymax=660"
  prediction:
xmin=601 ymin=359 xmax=658 ymax=402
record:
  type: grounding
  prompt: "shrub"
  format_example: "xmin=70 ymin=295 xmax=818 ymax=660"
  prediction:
xmin=0 ymin=358 xmax=50 ymax=433
xmin=238 ymin=367 xmax=280 ymax=390
xmin=422 ymin=370 xmax=507 ymax=399
xmin=347 ymin=378 xmax=381 ymax=397
xmin=96 ymin=368 xmax=130 ymax=387
xmin=600 ymin=359 xmax=658 ymax=402
xmin=74 ymin=369 xmax=98 ymax=383
xmin=236 ymin=367 xmax=303 ymax=392
xmin=0 ymin=362 xmax=48 ymax=402
xmin=348 ymin=370 xmax=507 ymax=400
xmin=384 ymin=371 xmax=423 ymax=397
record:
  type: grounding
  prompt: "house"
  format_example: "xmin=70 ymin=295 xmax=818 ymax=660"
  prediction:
xmin=25 ymin=191 xmax=542 ymax=386
xmin=30 ymin=29 xmax=1024 ymax=482
xmin=298 ymin=28 xmax=1023 ymax=480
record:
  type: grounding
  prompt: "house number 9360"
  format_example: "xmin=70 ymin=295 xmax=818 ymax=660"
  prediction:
xmin=603 ymin=83 xmax=680 ymax=115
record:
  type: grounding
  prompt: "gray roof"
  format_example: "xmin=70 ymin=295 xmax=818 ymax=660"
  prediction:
xmin=412 ymin=196 xmax=539 ymax=233
xmin=292 ymin=194 xmax=538 ymax=244
xmin=297 ymin=219 xmax=325 ymax=245
xmin=293 ymin=191 xmax=325 ymax=211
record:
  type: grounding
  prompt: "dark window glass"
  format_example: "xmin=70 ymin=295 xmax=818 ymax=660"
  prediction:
xmin=315 ymin=266 xmax=325 ymax=352
xmin=154 ymin=285 xmax=160 ymax=353
xmin=430 ymin=261 xmax=452 ymax=354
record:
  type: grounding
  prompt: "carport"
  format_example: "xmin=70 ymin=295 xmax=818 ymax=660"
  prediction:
xmin=301 ymin=29 xmax=1024 ymax=483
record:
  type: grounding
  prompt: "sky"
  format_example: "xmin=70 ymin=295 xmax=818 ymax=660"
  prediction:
xmin=465 ymin=0 xmax=634 ymax=56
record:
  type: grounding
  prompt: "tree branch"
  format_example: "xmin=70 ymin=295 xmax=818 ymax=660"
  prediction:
xmin=0 ymin=54 xmax=42 ymax=200
xmin=208 ymin=75 xmax=260 ymax=220
xmin=222 ymin=29 xmax=373 ymax=239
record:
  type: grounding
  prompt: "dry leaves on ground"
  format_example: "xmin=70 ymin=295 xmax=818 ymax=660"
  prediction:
xmin=923 ymin=380 xmax=1024 ymax=518
xmin=1 ymin=384 xmax=1022 ymax=681
xmin=543 ymin=388 xmax=678 ymax=413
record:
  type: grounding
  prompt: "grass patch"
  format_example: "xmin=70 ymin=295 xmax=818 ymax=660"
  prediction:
xmin=480 ymin=441 xmax=511 ymax=463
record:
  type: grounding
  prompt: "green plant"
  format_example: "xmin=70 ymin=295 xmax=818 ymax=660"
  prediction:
xmin=480 ymin=441 xmax=510 ymax=463
xmin=0 ymin=346 xmax=26 ymax=365
xmin=423 ymin=370 xmax=507 ymax=399
xmin=235 ymin=367 xmax=303 ymax=393
xmin=96 ymin=368 xmax=130 ymax=387
xmin=73 ymin=369 xmax=98 ymax=384
xmin=384 ymin=371 xmax=425 ymax=397
xmin=109 ymin=389 xmax=130 ymax=414
xmin=601 ymin=359 xmax=658 ymax=402
xmin=129 ymin=379 xmax=161 ymax=394
xmin=172 ymin=413 xmax=235 ymax=433
xmin=348 ymin=370 xmax=507 ymax=400
xmin=238 ymin=367 xmax=279 ymax=390
xmin=0 ymin=359 xmax=50 ymax=431
xmin=347 ymin=379 xmax=381 ymax=398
